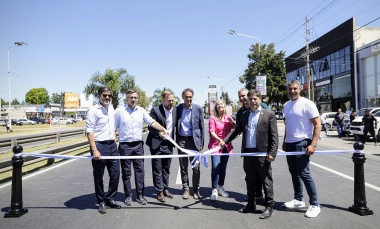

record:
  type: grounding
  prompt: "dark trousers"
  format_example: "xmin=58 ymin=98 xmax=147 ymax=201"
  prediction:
xmin=91 ymin=142 xmax=120 ymax=204
xmin=177 ymin=138 xmax=200 ymax=192
xmin=363 ymin=127 xmax=376 ymax=144
xmin=285 ymin=139 xmax=319 ymax=205
xmin=243 ymin=148 xmax=274 ymax=208
xmin=150 ymin=141 xmax=173 ymax=193
xmin=119 ymin=141 xmax=145 ymax=197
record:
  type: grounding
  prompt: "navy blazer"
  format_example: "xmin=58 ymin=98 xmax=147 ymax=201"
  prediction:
xmin=224 ymin=108 xmax=278 ymax=157
xmin=146 ymin=104 xmax=177 ymax=151
xmin=175 ymin=103 xmax=204 ymax=151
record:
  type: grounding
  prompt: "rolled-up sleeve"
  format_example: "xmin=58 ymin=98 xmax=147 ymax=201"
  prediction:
xmin=86 ymin=108 xmax=96 ymax=134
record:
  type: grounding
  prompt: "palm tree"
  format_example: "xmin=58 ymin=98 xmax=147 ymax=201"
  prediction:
xmin=84 ymin=68 xmax=137 ymax=109
xmin=151 ymin=87 xmax=180 ymax=107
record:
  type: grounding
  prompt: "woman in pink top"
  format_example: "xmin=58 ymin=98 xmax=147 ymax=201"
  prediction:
xmin=208 ymin=100 xmax=235 ymax=201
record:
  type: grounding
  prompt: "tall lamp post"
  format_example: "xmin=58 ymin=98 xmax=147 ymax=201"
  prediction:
xmin=8 ymin=42 xmax=27 ymax=130
xmin=228 ymin=30 xmax=261 ymax=75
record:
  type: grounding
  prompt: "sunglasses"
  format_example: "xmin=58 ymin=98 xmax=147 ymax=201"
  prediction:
xmin=101 ymin=94 xmax=113 ymax=98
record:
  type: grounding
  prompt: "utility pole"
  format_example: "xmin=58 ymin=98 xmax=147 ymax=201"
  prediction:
xmin=300 ymin=17 xmax=319 ymax=102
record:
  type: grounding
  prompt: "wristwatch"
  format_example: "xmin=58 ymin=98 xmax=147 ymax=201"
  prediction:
xmin=310 ymin=143 xmax=317 ymax=147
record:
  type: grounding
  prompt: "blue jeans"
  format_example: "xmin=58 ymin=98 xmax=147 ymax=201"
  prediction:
xmin=285 ymin=139 xmax=319 ymax=206
xmin=211 ymin=148 xmax=230 ymax=189
xmin=336 ymin=123 xmax=343 ymax=137
xmin=321 ymin=123 xmax=327 ymax=134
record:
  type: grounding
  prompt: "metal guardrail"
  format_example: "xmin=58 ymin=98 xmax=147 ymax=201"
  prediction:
xmin=0 ymin=128 xmax=86 ymax=149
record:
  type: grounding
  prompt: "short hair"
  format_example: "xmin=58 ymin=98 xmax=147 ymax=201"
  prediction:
xmin=97 ymin=86 xmax=113 ymax=96
xmin=214 ymin=100 xmax=226 ymax=116
xmin=182 ymin=88 xmax=194 ymax=97
xmin=238 ymin=88 xmax=249 ymax=94
xmin=247 ymin=89 xmax=261 ymax=98
xmin=127 ymin=89 xmax=138 ymax=97
xmin=288 ymin=80 xmax=302 ymax=88
xmin=161 ymin=90 xmax=174 ymax=100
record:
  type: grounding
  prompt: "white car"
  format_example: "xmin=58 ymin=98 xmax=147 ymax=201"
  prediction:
xmin=321 ymin=112 xmax=337 ymax=131
xmin=17 ymin=119 xmax=37 ymax=125
xmin=350 ymin=108 xmax=380 ymax=140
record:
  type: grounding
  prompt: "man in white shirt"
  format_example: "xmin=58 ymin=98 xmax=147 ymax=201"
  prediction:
xmin=115 ymin=89 xmax=168 ymax=206
xmin=282 ymin=80 xmax=322 ymax=218
xmin=86 ymin=86 xmax=121 ymax=214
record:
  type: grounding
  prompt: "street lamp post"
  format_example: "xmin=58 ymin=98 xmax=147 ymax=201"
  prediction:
xmin=228 ymin=30 xmax=261 ymax=75
xmin=8 ymin=42 xmax=27 ymax=130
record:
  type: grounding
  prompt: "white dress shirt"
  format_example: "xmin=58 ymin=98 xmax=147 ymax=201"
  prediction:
xmin=85 ymin=102 xmax=115 ymax=141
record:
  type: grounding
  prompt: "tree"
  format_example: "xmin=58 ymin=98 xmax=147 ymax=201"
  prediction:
xmin=1 ymin=98 xmax=8 ymax=105
xmin=150 ymin=87 xmax=181 ymax=107
xmin=240 ymin=43 xmax=287 ymax=110
xmin=137 ymin=89 xmax=151 ymax=110
xmin=51 ymin=92 xmax=64 ymax=104
xmin=84 ymin=68 xmax=140 ymax=109
xmin=25 ymin=88 xmax=50 ymax=104
xmin=11 ymin=98 xmax=20 ymax=105
xmin=220 ymin=91 xmax=231 ymax=105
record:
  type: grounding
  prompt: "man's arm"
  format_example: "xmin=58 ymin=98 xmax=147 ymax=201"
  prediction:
xmin=306 ymin=116 xmax=322 ymax=156
xmin=87 ymin=133 xmax=101 ymax=160
xmin=199 ymin=106 xmax=204 ymax=150
xmin=267 ymin=111 xmax=278 ymax=161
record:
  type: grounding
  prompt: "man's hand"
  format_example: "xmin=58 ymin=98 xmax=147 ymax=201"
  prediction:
xmin=267 ymin=155 xmax=275 ymax=162
xmin=282 ymin=142 xmax=286 ymax=151
xmin=93 ymin=149 xmax=101 ymax=160
xmin=219 ymin=140 xmax=226 ymax=148
xmin=306 ymin=145 xmax=316 ymax=156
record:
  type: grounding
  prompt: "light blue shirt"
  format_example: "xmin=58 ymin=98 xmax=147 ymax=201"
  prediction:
xmin=115 ymin=105 xmax=155 ymax=142
xmin=179 ymin=105 xmax=193 ymax=136
xmin=85 ymin=102 xmax=115 ymax=141
xmin=245 ymin=108 xmax=261 ymax=148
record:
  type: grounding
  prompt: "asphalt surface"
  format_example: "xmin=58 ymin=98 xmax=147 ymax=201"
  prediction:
xmin=0 ymin=122 xmax=379 ymax=229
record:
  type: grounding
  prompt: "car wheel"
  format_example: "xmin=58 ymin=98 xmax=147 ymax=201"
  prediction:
xmin=326 ymin=123 xmax=331 ymax=130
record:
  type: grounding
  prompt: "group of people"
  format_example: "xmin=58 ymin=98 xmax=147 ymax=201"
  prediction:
xmin=86 ymin=80 xmax=322 ymax=219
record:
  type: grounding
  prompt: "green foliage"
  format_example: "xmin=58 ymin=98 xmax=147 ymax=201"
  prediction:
xmin=50 ymin=92 xmax=64 ymax=104
xmin=220 ymin=91 xmax=231 ymax=105
xmin=11 ymin=98 xmax=20 ymax=105
xmin=137 ymin=89 xmax=151 ymax=110
xmin=1 ymin=98 xmax=8 ymax=105
xmin=240 ymin=43 xmax=288 ymax=110
xmin=25 ymin=88 xmax=49 ymax=104
xmin=151 ymin=87 xmax=181 ymax=107
xmin=84 ymin=68 xmax=143 ymax=109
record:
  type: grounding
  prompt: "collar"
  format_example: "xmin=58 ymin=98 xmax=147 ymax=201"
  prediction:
xmin=125 ymin=104 xmax=138 ymax=111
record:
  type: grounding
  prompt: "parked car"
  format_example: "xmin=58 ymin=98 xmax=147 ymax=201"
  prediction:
xmin=11 ymin=119 xmax=23 ymax=126
xmin=320 ymin=112 xmax=337 ymax=131
xmin=17 ymin=119 xmax=37 ymax=125
xmin=275 ymin=111 xmax=284 ymax=120
xmin=0 ymin=119 xmax=6 ymax=126
xmin=350 ymin=109 xmax=380 ymax=141
xmin=30 ymin=117 xmax=47 ymax=124
xmin=58 ymin=117 xmax=74 ymax=124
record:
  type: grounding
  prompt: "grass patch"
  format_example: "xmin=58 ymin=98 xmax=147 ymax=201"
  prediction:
xmin=0 ymin=121 xmax=86 ymax=136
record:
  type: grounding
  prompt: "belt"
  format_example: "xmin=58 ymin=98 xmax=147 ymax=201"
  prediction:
xmin=244 ymin=147 xmax=257 ymax=152
xmin=179 ymin=135 xmax=193 ymax=140
xmin=96 ymin=140 xmax=115 ymax=145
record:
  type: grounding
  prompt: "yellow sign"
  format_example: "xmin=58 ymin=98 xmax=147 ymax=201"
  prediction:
xmin=65 ymin=92 xmax=79 ymax=108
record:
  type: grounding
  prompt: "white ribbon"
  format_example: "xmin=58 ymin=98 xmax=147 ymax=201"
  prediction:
xmin=22 ymin=135 xmax=363 ymax=167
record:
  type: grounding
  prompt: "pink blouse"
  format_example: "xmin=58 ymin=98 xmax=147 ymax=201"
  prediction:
xmin=208 ymin=114 xmax=234 ymax=154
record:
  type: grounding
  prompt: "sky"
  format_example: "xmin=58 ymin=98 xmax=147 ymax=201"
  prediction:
xmin=1 ymin=0 xmax=380 ymax=107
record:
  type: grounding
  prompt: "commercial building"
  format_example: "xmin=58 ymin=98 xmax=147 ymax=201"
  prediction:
xmin=285 ymin=17 xmax=380 ymax=112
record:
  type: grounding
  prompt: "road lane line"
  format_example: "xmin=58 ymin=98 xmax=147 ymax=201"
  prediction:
xmin=310 ymin=161 xmax=380 ymax=192
xmin=176 ymin=167 xmax=181 ymax=184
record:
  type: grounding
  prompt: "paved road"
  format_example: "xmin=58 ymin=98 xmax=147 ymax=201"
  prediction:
xmin=0 ymin=122 xmax=379 ymax=229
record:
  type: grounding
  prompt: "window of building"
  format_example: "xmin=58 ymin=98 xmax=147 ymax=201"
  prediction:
xmin=332 ymin=74 xmax=351 ymax=98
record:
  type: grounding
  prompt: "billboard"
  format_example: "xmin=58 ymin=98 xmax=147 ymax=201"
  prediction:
xmin=64 ymin=92 xmax=79 ymax=108
xmin=208 ymin=85 xmax=217 ymax=116
xmin=80 ymin=93 xmax=94 ymax=108
xmin=256 ymin=75 xmax=267 ymax=95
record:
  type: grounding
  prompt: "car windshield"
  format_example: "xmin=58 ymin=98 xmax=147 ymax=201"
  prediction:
xmin=357 ymin=109 xmax=371 ymax=116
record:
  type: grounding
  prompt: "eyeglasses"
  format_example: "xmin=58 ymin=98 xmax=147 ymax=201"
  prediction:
xmin=101 ymin=94 xmax=112 ymax=98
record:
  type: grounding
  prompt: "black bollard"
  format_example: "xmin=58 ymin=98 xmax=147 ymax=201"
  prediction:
xmin=348 ymin=142 xmax=373 ymax=215
xmin=4 ymin=145 xmax=28 ymax=218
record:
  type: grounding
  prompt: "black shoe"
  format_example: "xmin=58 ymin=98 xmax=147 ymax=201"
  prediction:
xmin=259 ymin=207 xmax=273 ymax=219
xmin=238 ymin=204 xmax=256 ymax=213
xmin=124 ymin=197 xmax=132 ymax=206
xmin=106 ymin=200 xmax=121 ymax=209
xmin=137 ymin=195 xmax=147 ymax=205
xmin=98 ymin=202 xmax=107 ymax=214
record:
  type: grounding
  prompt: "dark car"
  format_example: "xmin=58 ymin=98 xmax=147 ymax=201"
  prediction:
xmin=11 ymin=119 xmax=23 ymax=126
xmin=30 ymin=117 xmax=47 ymax=124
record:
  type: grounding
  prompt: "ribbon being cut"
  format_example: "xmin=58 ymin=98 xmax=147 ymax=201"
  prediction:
xmin=23 ymin=135 xmax=361 ymax=168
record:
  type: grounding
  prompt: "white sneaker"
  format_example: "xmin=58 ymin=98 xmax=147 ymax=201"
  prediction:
xmin=283 ymin=199 xmax=306 ymax=209
xmin=305 ymin=205 xmax=321 ymax=218
xmin=210 ymin=189 xmax=218 ymax=201
xmin=217 ymin=187 xmax=229 ymax=197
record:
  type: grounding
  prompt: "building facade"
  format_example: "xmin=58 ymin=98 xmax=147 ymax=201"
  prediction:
xmin=285 ymin=17 xmax=380 ymax=112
